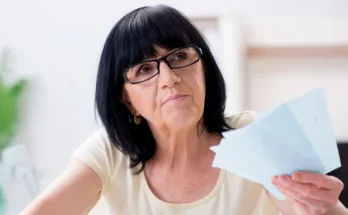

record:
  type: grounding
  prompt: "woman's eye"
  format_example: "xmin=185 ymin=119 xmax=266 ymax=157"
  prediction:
xmin=136 ymin=65 xmax=154 ymax=75
xmin=173 ymin=53 xmax=187 ymax=60
xmin=141 ymin=66 xmax=151 ymax=72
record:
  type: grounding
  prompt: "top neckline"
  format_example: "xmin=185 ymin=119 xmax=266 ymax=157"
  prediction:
xmin=140 ymin=168 xmax=226 ymax=209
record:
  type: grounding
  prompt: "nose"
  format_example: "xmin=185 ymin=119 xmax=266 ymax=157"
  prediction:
xmin=158 ymin=61 xmax=181 ymax=88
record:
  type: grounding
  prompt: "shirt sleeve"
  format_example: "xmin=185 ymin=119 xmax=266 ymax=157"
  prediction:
xmin=226 ymin=111 xmax=257 ymax=129
xmin=71 ymin=128 xmax=118 ymax=196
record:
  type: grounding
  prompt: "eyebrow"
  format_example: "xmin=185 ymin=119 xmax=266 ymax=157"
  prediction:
xmin=138 ymin=47 xmax=184 ymax=63
xmin=128 ymin=46 xmax=191 ymax=71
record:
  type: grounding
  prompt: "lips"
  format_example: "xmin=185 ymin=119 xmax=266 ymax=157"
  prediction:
xmin=163 ymin=94 xmax=188 ymax=105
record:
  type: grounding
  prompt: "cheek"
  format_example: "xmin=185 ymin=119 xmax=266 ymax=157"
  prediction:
xmin=181 ymin=64 xmax=206 ymax=106
xmin=191 ymin=66 xmax=206 ymax=99
xmin=126 ymin=84 xmax=157 ymax=115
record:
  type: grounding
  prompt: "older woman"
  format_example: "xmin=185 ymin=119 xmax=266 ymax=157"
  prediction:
xmin=21 ymin=5 xmax=346 ymax=215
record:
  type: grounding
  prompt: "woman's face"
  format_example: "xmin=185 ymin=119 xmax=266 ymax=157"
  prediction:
xmin=123 ymin=46 xmax=206 ymax=131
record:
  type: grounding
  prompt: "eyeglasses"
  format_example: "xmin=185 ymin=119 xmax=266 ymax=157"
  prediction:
xmin=124 ymin=45 xmax=203 ymax=84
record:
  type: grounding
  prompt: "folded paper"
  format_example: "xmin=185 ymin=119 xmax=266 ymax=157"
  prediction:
xmin=211 ymin=88 xmax=341 ymax=199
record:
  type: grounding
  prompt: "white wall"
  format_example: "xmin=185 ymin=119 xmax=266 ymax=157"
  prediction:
xmin=245 ymin=17 xmax=348 ymax=47
xmin=247 ymin=55 xmax=348 ymax=141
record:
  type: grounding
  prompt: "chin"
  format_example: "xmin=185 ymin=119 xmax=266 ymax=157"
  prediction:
xmin=165 ymin=110 xmax=201 ymax=129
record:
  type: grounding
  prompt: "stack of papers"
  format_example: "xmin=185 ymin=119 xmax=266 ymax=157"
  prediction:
xmin=211 ymin=88 xmax=341 ymax=199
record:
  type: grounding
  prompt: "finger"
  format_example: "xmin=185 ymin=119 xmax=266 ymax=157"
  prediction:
xmin=278 ymin=185 xmax=330 ymax=213
xmin=295 ymin=195 xmax=331 ymax=214
xmin=293 ymin=198 xmax=319 ymax=215
xmin=292 ymin=172 xmax=344 ymax=190
xmin=276 ymin=185 xmax=296 ymax=200
xmin=277 ymin=175 xmax=337 ymax=204
xmin=276 ymin=186 xmax=301 ymax=210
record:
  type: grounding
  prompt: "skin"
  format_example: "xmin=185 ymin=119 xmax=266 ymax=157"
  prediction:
xmin=19 ymin=159 xmax=101 ymax=215
xmin=269 ymin=172 xmax=347 ymax=215
xmin=19 ymin=46 xmax=347 ymax=215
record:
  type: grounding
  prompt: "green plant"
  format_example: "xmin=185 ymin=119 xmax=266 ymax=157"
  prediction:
xmin=0 ymin=49 xmax=26 ymax=155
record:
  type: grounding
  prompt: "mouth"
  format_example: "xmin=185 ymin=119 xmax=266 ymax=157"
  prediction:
xmin=163 ymin=94 xmax=188 ymax=105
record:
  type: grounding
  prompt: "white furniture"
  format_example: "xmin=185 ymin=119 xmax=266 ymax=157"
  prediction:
xmin=1 ymin=145 xmax=39 ymax=214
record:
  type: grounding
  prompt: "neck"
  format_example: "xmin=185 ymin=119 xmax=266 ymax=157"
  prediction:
xmin=148 ymin=122 xmax=221 ymax=170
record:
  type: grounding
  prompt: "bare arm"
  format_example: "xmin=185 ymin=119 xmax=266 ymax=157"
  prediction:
xmin=20 ymin=158 xmax=102 ymax=215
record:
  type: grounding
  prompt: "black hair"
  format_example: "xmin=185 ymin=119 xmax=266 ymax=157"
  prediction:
xmin=95 ymin=5 xmax=231 ymax=173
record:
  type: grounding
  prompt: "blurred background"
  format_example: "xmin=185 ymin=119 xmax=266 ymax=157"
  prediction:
xmin=0 ymin=0 xmax=347 ymax=214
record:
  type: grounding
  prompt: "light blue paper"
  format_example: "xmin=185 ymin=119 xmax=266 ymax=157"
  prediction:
xmin=285 ymin=89 xmax=340 ymax=173
xmin=211 ymin=88 xmax=341 ymax=200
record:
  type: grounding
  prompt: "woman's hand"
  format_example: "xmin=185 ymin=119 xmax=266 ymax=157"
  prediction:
xmin=272 ymin=172 xmax=345 ymax=215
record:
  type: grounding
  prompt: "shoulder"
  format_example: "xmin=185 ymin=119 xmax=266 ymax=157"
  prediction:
xmin=74 ymin=128 xmax=118 ymax=159
xmin=72 ymin=128 xmax=126 ymax=195
xmin=225 ymin=111 xmax=257 ymax=129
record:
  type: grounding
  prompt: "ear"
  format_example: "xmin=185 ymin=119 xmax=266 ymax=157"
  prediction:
xmin=121 ymin=90 xmax=139 ymax=116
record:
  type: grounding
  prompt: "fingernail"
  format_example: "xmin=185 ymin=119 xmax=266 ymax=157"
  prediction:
xmin=293 ymin=173 xmax=301 ymax=181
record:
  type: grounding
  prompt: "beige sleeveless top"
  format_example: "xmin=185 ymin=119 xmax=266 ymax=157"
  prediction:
xmin=72 ymin=111 xmax=279 ymax=214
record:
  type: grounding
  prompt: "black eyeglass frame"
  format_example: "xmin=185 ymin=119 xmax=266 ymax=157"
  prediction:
xmin=123 ymin=45 xmax=203 ymax=84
